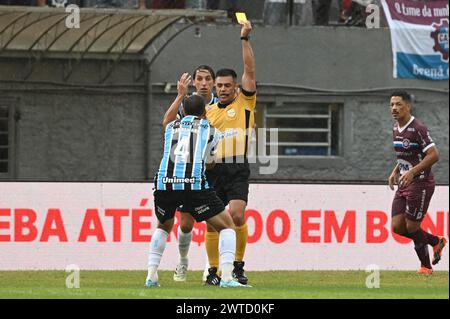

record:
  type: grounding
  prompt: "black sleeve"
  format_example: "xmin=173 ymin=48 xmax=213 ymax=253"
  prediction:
xmin=241 ymin=88 xmax=256 ymax=97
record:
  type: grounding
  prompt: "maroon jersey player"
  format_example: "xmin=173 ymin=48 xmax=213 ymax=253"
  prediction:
xmin=388 ymin=91 xmax=447 ymax=274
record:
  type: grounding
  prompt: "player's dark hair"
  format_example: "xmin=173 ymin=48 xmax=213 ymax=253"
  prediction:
xmin=193 ymin=65 xmax=215 ymax=81
xmin=183 ymin=95 xmax=205 ymax=116
xmin=390 ymin=91 xmax=412 ymax=104
xmin=216 ymin=68 xmax=238 ymax=80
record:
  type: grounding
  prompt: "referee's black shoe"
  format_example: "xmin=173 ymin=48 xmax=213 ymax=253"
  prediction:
xmin=233 ymin=261 xmax=248 ymax=285
xmin=205 ymin=267 xmax=221 ymax=286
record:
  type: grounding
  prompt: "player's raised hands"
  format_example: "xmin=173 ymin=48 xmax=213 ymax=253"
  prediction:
xmin=240 ymin=20 xmax=252 ymax=38
xmin=177 ymin=72 xmax=192 ymax=97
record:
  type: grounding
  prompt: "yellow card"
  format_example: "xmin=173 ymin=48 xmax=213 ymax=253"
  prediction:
xmin=235 ymin=12 xmax=247 ymax=24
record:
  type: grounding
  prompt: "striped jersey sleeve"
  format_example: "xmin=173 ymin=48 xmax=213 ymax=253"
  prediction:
xmin=155 ymin=116 xmax=220 ymax=191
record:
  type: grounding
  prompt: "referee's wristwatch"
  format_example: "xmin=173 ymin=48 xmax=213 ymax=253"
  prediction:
xmin=240 ymin=36 xmax=249 ymax=41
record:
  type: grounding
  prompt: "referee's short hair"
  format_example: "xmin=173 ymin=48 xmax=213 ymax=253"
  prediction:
xmin=183 ymin=95 xmax=206 ymax=116
xmin=216 ymin=68 xmax=238 ymax=80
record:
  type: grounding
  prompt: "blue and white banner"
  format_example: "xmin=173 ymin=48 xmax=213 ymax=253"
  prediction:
xmin=381 ymin=0 xmax=448 ymax=80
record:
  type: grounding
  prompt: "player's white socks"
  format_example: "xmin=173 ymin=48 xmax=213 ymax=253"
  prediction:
xmin=202 ymin=258 xmax=211 ymax=282
xmin=178 ymin=227 xmax=192 ymax=266
xmin=146 ymin=228 xmax=169 ymax=282
xmin=219 ymin=228 xmax=236 ymax=282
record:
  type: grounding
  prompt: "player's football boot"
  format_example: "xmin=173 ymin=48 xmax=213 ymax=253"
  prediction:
xmin=204 ymin=267 xmax=221 ymax=286
xmin=219 ymin=279 xmax=252 ymax=288
xmin=233 ymin=261 xmax=248 ymax=285
xmin=173 ymin=263 xmax=188 ymax=282
xmin=432 ymin=237 xmax=447 ymax=265
xmin=417 ymin=266 xmax=433 ymax=275
xmin=144 ymin=279 xmax=160 ymax=287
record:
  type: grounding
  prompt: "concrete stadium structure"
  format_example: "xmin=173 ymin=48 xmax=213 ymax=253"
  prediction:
xmin=0 ymin=7 xmax=448 ymax=184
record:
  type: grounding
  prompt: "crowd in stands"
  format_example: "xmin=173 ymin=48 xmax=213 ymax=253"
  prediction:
xmin=0 ymin=0 xmax=437 ymax=27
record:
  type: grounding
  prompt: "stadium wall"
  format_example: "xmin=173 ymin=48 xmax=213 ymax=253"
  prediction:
xmin=0 ymin=26 xmax=448 ymax=183
xmin=148 ymin=25 xmax=449 ymax=184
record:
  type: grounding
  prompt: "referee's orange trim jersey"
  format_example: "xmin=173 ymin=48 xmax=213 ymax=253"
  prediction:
xmin=206 ymin=91 xmax=256 ymax=160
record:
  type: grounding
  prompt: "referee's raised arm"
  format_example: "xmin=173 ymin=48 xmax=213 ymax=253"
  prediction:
xmin=240 ymin=20 xmax=256 ymax=93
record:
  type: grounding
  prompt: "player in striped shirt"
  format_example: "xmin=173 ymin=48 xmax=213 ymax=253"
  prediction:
xmin=388 ymin=91 xmax=447 ymax=275
xmin=175 ymin=66 xmax=219 ymax=119
xmin=161 ymin=67 xmax=219 ymax=283
xmin=145 ymin=94 xmax=249 ymax=288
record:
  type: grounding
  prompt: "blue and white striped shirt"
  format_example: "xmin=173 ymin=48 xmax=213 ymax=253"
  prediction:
xmin=155 ymin=115 xmax=222 ymax=191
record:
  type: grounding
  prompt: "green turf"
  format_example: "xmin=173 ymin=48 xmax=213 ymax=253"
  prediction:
xmin=0 ymin=270 xmax=447 ymax=299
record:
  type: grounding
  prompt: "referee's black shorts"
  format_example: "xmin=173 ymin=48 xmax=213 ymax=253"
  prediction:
xmin=154 ymin=189 xmax=225 ymax=224
xmin=205 ymin=161 xmax=250 ymax=205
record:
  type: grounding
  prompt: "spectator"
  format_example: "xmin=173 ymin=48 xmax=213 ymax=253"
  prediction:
xmin=186 ymin=0 xmax=206 ymax=9
xmin=83 ymin=0 xmax=138 ymax=8
xmin=340 ymin=0 xmax=353 ymax=20
xmin=205 ymin=0 xmax=239 ymax=23
xmin=151 ymin=0 xmax=185 ymax=9
xmin=206 ymin=0 xmax=219 ymax=10
xmin=341 ymin=1 xmax=384 ymax=27
xmin=0 ymin=0 xmax=46 ymax=5
xmin=314 ymin=0 xmax=333 ymax=25
xmin=263 ymin=0 xmax=314 ymax=26
xmin=223 ymin=0 xmax=239 ymax=22
xmin=95 ymin=0 xmax=121 ymax=7
xmin=341 ymin=0 xmax=366 ymax=26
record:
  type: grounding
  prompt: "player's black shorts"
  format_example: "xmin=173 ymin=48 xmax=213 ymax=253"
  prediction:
xmin=205 ymin=162 xmax=250 ymax=205
xmin=153 ymin=189 xmax=225 ymax=224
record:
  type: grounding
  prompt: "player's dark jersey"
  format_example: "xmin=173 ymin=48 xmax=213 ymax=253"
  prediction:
xmin=177 ymin=93 xmax=219 ymax=118
xmin=155 ymin=115 xmax=222 ymax=191
xmin=393 ymin=116 xmax=435 ymax=181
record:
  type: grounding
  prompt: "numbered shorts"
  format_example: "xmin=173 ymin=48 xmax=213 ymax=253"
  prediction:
xmin=154 ymin=189 xmax=225 ymax=224
xmin=205 ymin=162 xmax=250 ymax=205
xmin=391 ymin=180 xmax=435 ymax=222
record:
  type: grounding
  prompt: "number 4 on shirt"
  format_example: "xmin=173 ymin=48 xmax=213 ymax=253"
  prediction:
xmin=174 ymin=136 xmax=190 ymax=161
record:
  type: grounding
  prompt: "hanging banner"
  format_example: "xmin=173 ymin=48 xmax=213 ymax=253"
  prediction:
xmin=381 ymin=0 xmax=448 ymax=80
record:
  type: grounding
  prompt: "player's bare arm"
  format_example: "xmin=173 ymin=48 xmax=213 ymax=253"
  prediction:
xmin=162 ymin=73 xmax=191 ymax=128
xmin=388 ymin=163 xmax=400 ymax=190
xmin=398 ymin=146 xmax=440 ymax=188
xmin=240 ymin=20 xmax=256 ymax=93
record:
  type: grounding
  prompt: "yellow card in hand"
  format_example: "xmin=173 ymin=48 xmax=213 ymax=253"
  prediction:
xmin=235 ymin=12 xmax=247 ymax=24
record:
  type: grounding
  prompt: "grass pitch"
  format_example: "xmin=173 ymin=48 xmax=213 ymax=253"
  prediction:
xmin=0 ymin=270 xmax=447 ymax=299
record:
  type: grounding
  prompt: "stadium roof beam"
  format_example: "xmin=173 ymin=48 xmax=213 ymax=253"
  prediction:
xmin=0 ymin=5 xmax=226 ymax=82
xmin=62 ymin=14 xmax=144 ymax=81
xmin=133 ymin=18 xmax=196 ymax=83
xmin=98 ymin=16 xmax=182 ymax=83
